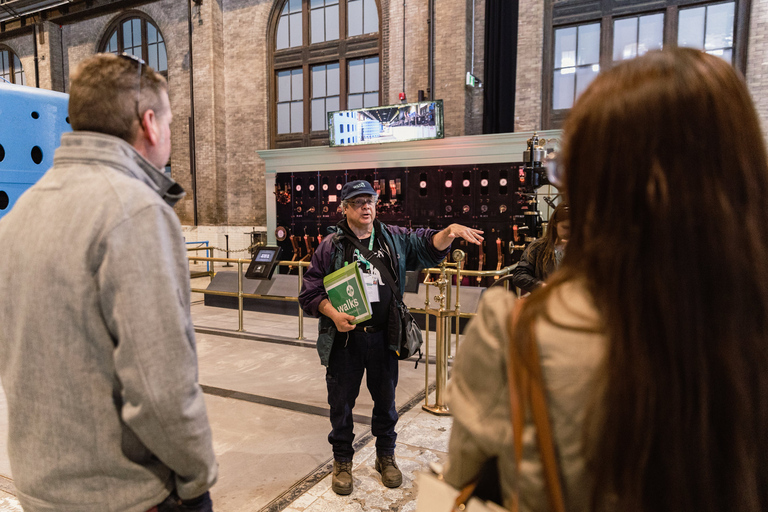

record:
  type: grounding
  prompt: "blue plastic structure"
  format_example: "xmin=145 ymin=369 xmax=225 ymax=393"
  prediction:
xmin=0 ymin=82 xmax=71 ymax=219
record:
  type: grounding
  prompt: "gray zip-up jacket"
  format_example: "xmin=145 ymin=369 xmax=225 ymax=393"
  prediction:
xmin=0 ymin=132 xmax=217 ymax=512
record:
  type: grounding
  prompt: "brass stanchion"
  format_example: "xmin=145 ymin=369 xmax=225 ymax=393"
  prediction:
xmin=422 ymin=261 xmax=451 ymax=415
xmin=237 ymin=259 xmax=244 ymax=332
xmin=423 ymin=276 xmax=431 ymax=407
xmin=453 ymin=250 xmax=465 ymax=354
xmin=297 ymin=263 xmax=305 ymax=340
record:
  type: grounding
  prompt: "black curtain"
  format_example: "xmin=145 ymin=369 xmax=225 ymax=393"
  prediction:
xmin=483 ymin=0 xmax=519 ymax=134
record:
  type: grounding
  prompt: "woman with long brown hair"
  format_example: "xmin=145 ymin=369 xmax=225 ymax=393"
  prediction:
xmin=511 ymin=201 xmax=570 ymax=294
xmin=443 ymin=47 xmax=768 ymax=512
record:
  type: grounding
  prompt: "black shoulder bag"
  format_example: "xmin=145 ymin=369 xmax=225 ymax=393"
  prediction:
xmin=344 ymin=232 xmax=424 ymax=364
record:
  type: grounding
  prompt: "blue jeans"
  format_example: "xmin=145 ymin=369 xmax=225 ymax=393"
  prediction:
xmin=326 ymin=329 xmax=399 ymax=461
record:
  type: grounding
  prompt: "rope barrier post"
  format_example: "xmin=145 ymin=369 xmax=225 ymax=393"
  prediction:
xmin=223 ymin=235 xmax=233 ymax=267
xmin=297 ymin=262 xmax=305 ymax=340
xmin=237 ymin=259 xmax=244 ymax=332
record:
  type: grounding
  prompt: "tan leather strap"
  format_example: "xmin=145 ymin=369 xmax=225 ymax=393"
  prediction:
xmin=453 ymin=480 xmax=479 ymax=511
xmin=507 ymin=298 xmax=566 ymax=512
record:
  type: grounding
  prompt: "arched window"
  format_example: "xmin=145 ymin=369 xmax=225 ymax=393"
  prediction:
xmin=0 ymin=46 xmax=26 ymax=86
xmin=270 ymin=0 xmax=381 ymax=148
xmin=100 ymin=13 xmax=168 ymax=77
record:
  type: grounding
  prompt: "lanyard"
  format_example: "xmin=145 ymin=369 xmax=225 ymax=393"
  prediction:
xmin=353 ymin=226 xmax=375 ymax=270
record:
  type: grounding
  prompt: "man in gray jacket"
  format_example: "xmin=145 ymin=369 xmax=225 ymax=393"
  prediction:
xmin=0 ymin=53 xmax=217 ymax=511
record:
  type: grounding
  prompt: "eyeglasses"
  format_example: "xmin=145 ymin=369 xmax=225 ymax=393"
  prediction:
xmin=348 ymin=198 xmax=377 ymax=208
xmin=118 ymin=53 xmax=145 ymax=131
xmin=544 ymin=152 xmax=564 ymax=188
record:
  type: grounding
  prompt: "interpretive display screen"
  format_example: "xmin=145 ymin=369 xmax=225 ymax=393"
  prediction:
xmin=245 ymin=246 xmax=282 ymax=280
xmin=256 ymin=249 xmax=275 ymax=262
xmin=328 ymin=100 xmax=444 ymax=147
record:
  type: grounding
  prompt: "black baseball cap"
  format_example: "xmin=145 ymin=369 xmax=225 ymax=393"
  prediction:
xmin=340 ymin=180 xmax=377 ymax=201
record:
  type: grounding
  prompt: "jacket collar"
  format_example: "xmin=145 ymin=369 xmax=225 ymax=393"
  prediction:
xmin=54 ymin=131 xmax=185 ymax=207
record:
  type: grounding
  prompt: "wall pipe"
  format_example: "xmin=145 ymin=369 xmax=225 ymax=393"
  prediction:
xmin=58 ymin=23 xmax=64 ymax=92
xmin=32 ymin=22 xmax=39 ymax=87
xmin=187 ymin=0 xmax=198 ymax=225
xmin=427 ymin=0 xmax=434 ymax=100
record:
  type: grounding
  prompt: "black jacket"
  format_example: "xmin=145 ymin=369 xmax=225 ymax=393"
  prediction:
xmin=511 ymin=239 xmax=558 ymax=294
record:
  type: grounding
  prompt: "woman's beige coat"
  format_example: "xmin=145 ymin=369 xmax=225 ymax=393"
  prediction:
xmin=444 ymin=283 xmax=605 ymax=511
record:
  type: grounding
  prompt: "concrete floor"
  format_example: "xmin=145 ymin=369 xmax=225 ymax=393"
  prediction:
xmin=0 ymin=284 xmax=461 ymax=511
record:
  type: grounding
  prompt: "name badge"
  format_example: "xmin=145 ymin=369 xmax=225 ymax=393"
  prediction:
xmin=363 ymin=273 xmax=380 ymax=303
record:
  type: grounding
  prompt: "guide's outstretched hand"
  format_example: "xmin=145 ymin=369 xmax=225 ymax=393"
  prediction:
xmin=432 ymin=223 xmax=485 ymax=250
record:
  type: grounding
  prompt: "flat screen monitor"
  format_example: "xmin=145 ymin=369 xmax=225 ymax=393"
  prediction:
xmin=328 ymin=100 xmax=444 ymax=147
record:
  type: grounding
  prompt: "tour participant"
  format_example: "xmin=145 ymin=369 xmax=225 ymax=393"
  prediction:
xmin=0 ymin=53 xmax=217 ymax=512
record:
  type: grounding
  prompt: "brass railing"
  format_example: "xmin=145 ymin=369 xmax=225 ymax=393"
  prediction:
xmin=186 ymin=248 xmax=517 ymax=417
xmin=186 ymin=251 xmax=310 ymax=340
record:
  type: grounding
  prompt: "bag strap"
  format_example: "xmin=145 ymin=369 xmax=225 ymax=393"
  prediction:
xmin=507 ymin=298 xmax=566 ymax=512
xmin=343 ymin=225 xmax=402 ymax=301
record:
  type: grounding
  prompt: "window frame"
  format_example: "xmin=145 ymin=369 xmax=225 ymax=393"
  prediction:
xmin=268 ymin=0 xmax=383 ymax=148
xmin=542 ymin=0 xmax=750 ymax=129
xmin=0 ymin=45 xmax=26 ymax=86
xmin=98 ymin=11 xmax=168 ymax=79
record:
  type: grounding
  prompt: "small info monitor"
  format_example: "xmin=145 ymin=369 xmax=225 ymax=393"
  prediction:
xmin=245 ymin=246 xmax=282 ymax=280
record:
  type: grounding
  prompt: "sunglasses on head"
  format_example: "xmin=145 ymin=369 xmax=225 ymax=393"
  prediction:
xmin=118 ymin=53 xmax=145 ymax=130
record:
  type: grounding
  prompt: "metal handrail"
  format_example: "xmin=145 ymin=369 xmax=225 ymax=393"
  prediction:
xmin=188 ymin=256 xmax=310 ymax=339
xmin=187 ymin=253 xmax=517 ymax=418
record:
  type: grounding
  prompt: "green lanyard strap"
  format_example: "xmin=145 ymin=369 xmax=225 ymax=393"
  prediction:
xmin=354 ymin=225 xmax=375 ymax=270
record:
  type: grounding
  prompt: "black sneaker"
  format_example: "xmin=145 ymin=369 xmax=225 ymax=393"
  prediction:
xmin=332 ymin=460 xmax=354 ymax=495
xmin=375 ymin=454 xmax=402 ymax=488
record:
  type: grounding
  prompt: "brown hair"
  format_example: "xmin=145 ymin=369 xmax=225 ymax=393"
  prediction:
xmin=516 ymin=48 xmax=768 ymax=512
xmin=68 ymin=53 xmax=168 ymax=143
xmin=532 ymin=201 xmax=569 ymax=276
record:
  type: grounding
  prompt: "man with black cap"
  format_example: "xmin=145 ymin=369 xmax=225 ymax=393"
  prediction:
xmin=299 ymin=180 xmax=483 ymax=495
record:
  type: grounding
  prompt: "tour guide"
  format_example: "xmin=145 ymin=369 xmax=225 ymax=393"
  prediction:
xmin=298 ymin=180 xmax=483 ymax=495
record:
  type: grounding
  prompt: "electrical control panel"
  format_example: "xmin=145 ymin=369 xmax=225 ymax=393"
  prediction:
xmin=273 ymin=161 xmax=559 ymax=285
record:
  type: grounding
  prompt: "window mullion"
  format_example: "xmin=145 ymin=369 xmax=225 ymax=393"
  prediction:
xmin=340 ymin=0 xmax=348 ymax=41
xmin=340 ymin=57 xmax=348 ymax=109
xmin=664 ymin=6 xmax=677 ymax=49
xmin=600 ymin=15 xmax=611 ymax=71
xmin=705 ymin=8 xmax=712 ymax=50
xmin=303 ymin=0 xmax=311 ymax=50
xmin=141 ymin=19 xmax=148 ymax=63
xmin=304 ymin=62 xmax=311 ymax=141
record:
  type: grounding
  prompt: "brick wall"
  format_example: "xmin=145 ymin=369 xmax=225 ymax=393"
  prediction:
xmin=41 ymin=21 xmax=65 ymax=92
xmin=747 ymin=0 xmax=768 ymax=147
xmin=221 ymin=0 xmax=273 ymax=226
xmin=514 ymin=0 xmax=543 ymax=131
xmin=385 ymin=0 xmax=428 ymax=105
xmin=187 ymin=0 xmax=229 ymax=225
xmin=433 ymin=0 xmax=468 ymax=136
